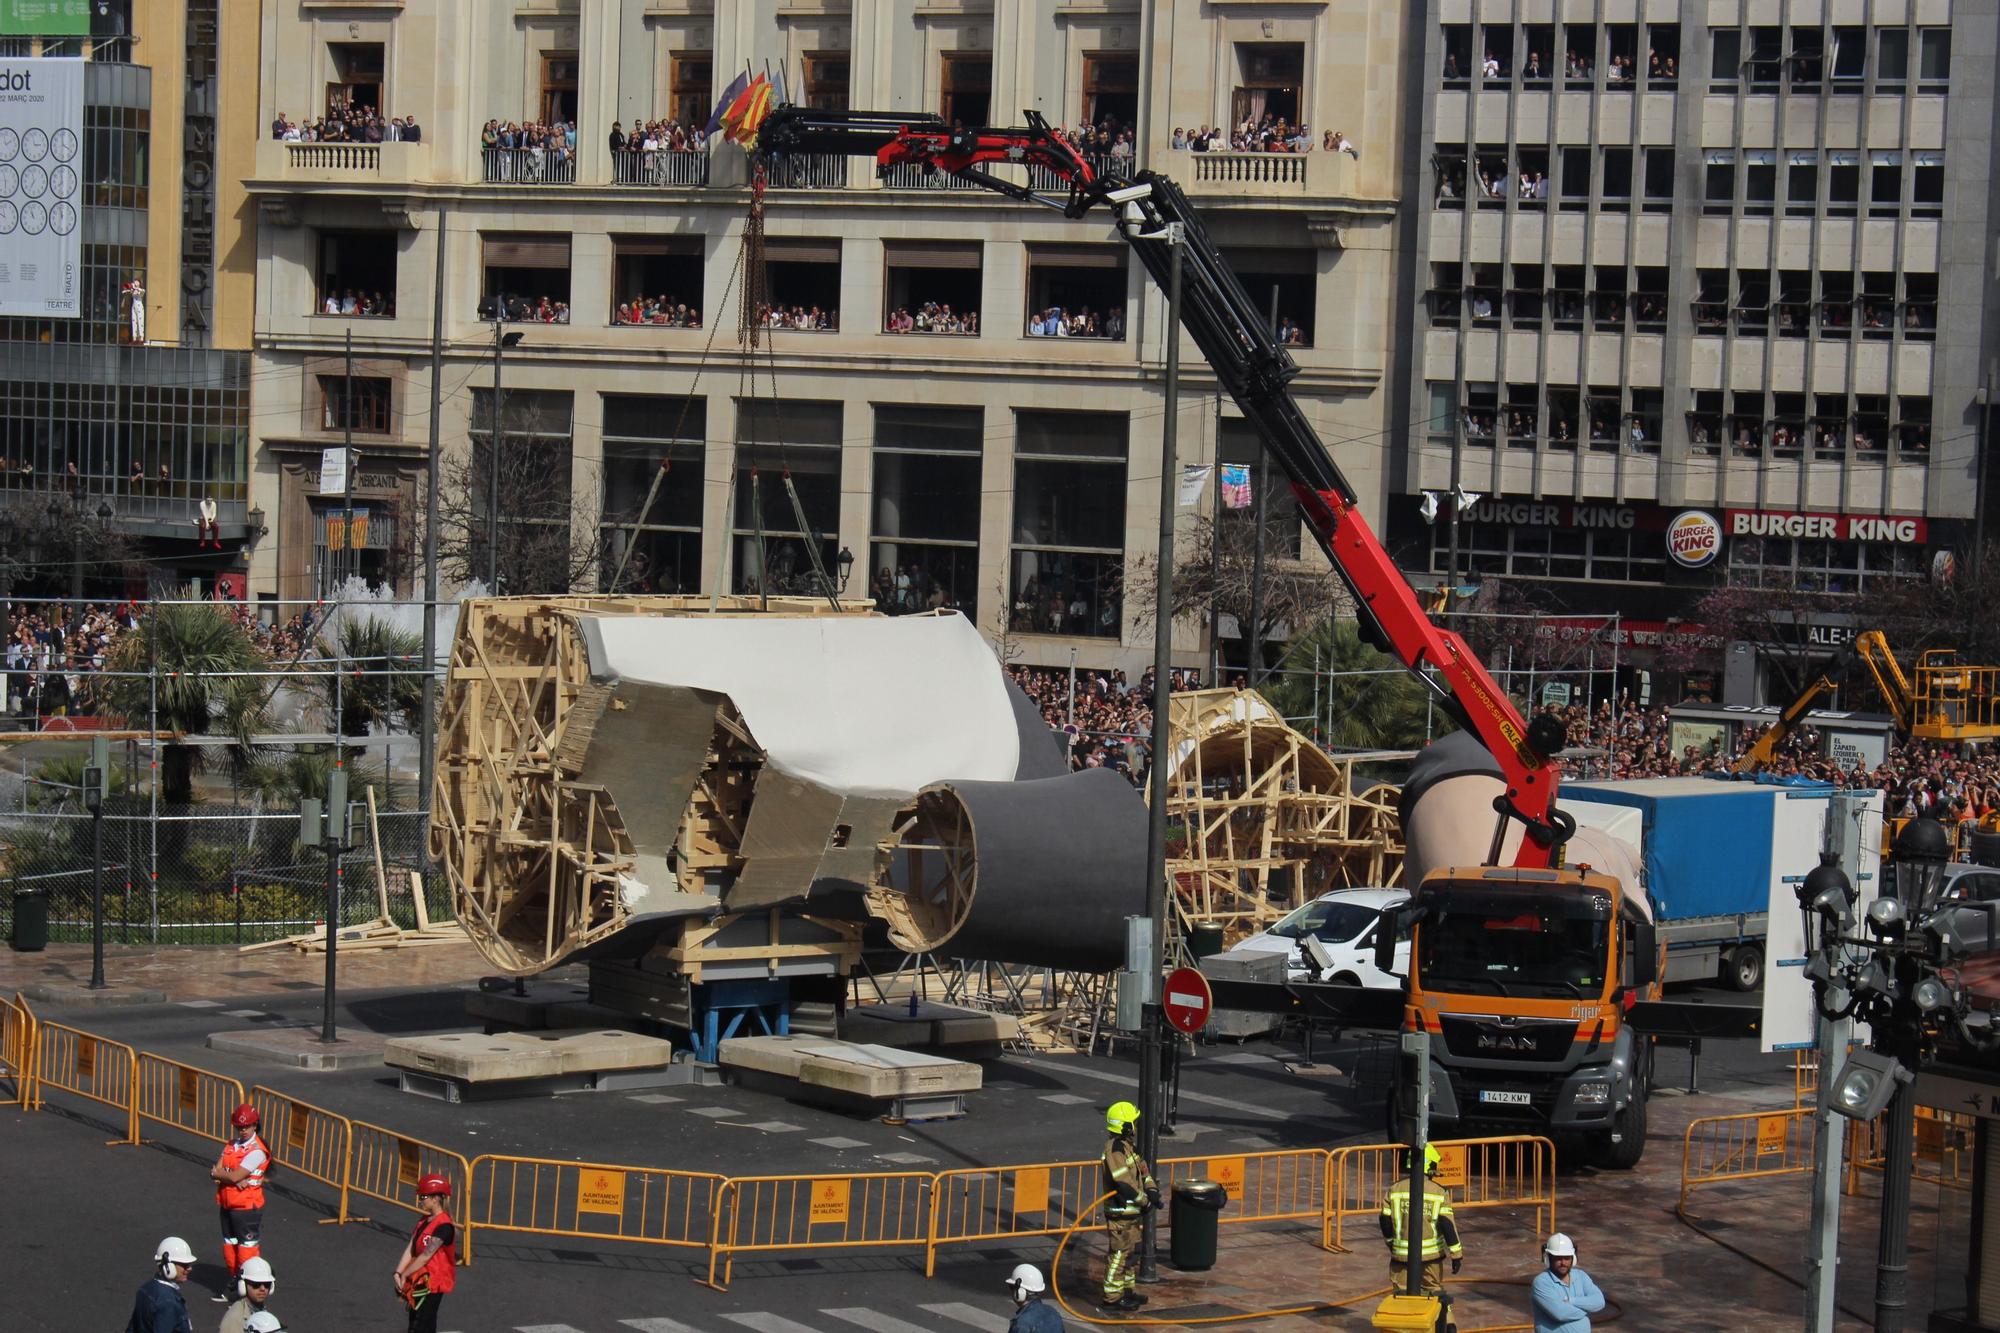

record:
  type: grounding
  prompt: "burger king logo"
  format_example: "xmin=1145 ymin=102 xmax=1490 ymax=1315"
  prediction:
xmin=1667 ymin=510 xmax=1721 ymax=568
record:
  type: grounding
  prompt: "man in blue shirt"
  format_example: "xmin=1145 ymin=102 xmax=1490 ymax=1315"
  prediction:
xmin=1006 ymin=1263 xmax=1065 ymax=1332
xmin=1531 ymin=1233 xmax=1605 ymax=1333
xmin=128 ymin=1236 xmax=196 ymax=1333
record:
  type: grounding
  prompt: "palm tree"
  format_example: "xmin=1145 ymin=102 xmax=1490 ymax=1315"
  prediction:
xmin=311 ymin=614 xmax=426 ymax=738
xmin=1259 ymin=619 xmax=1442 ymax=751
xmin=101 ymin=592 xmax=270 ymax=804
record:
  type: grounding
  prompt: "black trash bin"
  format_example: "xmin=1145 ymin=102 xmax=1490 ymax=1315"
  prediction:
xmin=1188 ymin=923 xmax=1227 ymax=960
xmin=10 ymin=888 xmax=48 ymax=952
xmin=1169 ymin=1178 xmax=1229 ymax=1270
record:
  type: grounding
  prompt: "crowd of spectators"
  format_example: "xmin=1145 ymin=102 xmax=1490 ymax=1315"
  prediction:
xmin=480 ymin=119 xmax=578 ymax=181
xmin=869 ymin=564 xmax=965 ymax=616
xmin=614 ymin=297 xmax=701 ymax=327
xmin=271 ymin=107 xmax=422 ymax=144
xmin=1554 ymin=696 xmax=2000 ymax=825
xmin=320 ymin=289 xmax=396 ymax=318
xmin=1028 ymin=306 xmax=1124 ymax=339
xmin=885 ymin=303 xmax=978 ymax=335
xmin=478 ymin=292 xmax=572 ymax=324
xmin=1170 ymin=116 xmax=1353 ymax=156
xmin=1007 ymin=664 xmax=1204 ymax=781
xmin=609 ymin=118 xmax=709 ymax=183
xmin=759 ymin=303 xmax=838 ymax=331
xmin=2 ymin=601 xmax=323 ymax=720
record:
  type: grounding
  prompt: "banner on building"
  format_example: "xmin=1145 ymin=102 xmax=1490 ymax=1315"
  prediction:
xmin=1178 ymin=464 xmax=1211 ymax=508
xmin=0 ymin=1 xmax=91 ymax=36
xmin=1219 ymin=464 xmax=1252 ymax=510
xmin=0 ymin=57 xmax=84 ymax=317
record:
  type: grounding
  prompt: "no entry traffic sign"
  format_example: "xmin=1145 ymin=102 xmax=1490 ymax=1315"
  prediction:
xmin=1162 ymin=966 xmax=1213 ymax=1034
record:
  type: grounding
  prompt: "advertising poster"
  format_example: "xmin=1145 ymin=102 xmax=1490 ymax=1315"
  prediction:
xmin=0 ymin=56 xmax=83 ymax=317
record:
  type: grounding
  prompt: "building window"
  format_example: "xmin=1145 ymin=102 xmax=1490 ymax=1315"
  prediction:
xmin=326 ymin=42 xmax=383 ymax=115
xmin=1727 ymin=534 xmax=1919 ymax=593
xmin=1429 ymin=523 xmax=1665 ymax=585
xmin=1463 ymin=382 xmax=1498 ymax=446
xmin=1428 ymin=263 xmax=1462 ymax=326
xmin=1870 ymin=153 xmax=1902 ymax=217
xmin=600 ymin=394 xmax=704 ymax=594
xmin=1688 ymin=389 xmax=1723 ymax=454
xmin=1232 ymin=42 xmax=1302 ymax=127
xmin=1600 ymin=146 xmax=1632 ymax=210
xmin=466 ymin=389 xmax=576 ymax=595
xmin=1692 ymin=269 xmax=1727 ymax=331
xmin=760 ymin=237 xmax=841 ymax=329
xmin=1083 ymin=53 xmax=1138 ymax=132
xmin=1440 ymin=25 xmax=1471 ymax=85
xmin=1736 ymin=273 xmax=1770 ymax=337
xmin=1481 ymin=23 xmax=1514 ymax=80
xmin=1918 ymin=28 xmax=1951 ymax=89
xmin=1827 ymin=152 xmax=1859 ymax=217
xmin=941 ymin=52 xmax=991 ymax=125
xmin=1648 ymin=24 xmax=1680 ymax=82
xmin=870 ymin=404 xmax=981 ymax=617
xmin=1709 ymin=28 xmax=1741 ymax=87
xmin=1744 ymin=151 xmax=1776 ymax=216
xmin=1566 ymin=23 xmax=1596 ymax=85
xmin=1775 ymin=270 xmax=1811 ymax=338
xmin=1223 ymin=248 xmax=1315 ymax=346
xmin=1820 ymin=273 xmax=1854 ymax=339
xmin=1747 ymin=26 xmax=1782 ymax=89
xmin=1432 ymin=144 xmax=1466 ymax=206
xmin=802 ymin=52 xmax=848 ymax=111
xmin=319 ymin=375 xmax=392 ymax=434
xmin=316 ymin=230 xmax=399 ymax=317
xmin=1788 ymin=26 xmax=1824 ymax=89
xmin=877 ymin=241 xmax=981 ymax=335
xmin=669 ymin=52 xmax=711 ymax=126
xmin=1509 ymin=264 xmax=1543 ymax=325
xmin=1025 ymin=244 xmax=1128 ymax=339
xmin=1703 ymin=151 xmax=1734 ymax=214
xmin=1503 ymin=384 xmax=1539 ymax=448
xmin=1641 ymin=148 xmax=1674 ymax=211
xmin=1896 ymin=397 xmax=1932 ymax=456
xmin=1522 ymin=25 xmax=1553 ymax=82
xmin=541 ymin=50 xmax=580 ymax=125
xmin=1550 ymin=265 xmax=1585 ymax=328
xmin=1912 ymin=153 xmax=1943 ymax=218
xmin=1786 ymin=152 xmax=1818 ymax=216
xmin=611 ymin=235 xmax=703 ymax=327
xmin=1830 ymin=26 xmax=1866 ymax=86
xmin=733 ymin=399 xmax=841 ymax=594
xmin=310 ymin=499 xmax=400 ymax=598
xmin=0 ymin=241 xmax=148 ymax=347
xmin=479 ymin=234 xmax=570 ymax=322
xmin=1010 ymin=410 xmax=1127 ymax=639
xmin=1877 ymin=29 xmax=1909 ymax=88
xmin=1558 ymin=145 xmax=1590 ymax=211
xmin=1218 ymin=419 xmax=1299 ymax=557
xmin=1903 ymin=273 xmax=1937 ymax=340
xmin=83 ymin=102 xmax=148 ymax=210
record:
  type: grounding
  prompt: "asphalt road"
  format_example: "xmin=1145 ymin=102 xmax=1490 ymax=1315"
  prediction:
xmin=4 ymin=975 xmax=1777 ymax=1330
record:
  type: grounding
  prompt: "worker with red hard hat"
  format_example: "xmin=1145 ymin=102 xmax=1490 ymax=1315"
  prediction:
xmin=209 ymin=1102 xmax=270 ymax=1303
xmin=392 ymin=1173 xmax=458 ymax=1333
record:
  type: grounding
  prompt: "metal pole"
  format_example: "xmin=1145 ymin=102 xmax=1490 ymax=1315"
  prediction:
xmin=342 ymin=326 xmax=355 ymax=588
xmin=1138 ymin=227 xmax=1183 ymax=1281
xmin=1403 ymin=1027 xmax=1431 ymax=1298
xmin=1802 ymin=1003 xmax=1851 ymax=1332
xmin=1246 ymin=288 xmax=1278 ymax=689
xmin=1067 ymin=646 xmax=1077 ymax=729
xmin=486 ymin=319 xmax=505 ymax=589
xmin=1874 ymin=1028 xmax=1916 ymax=1332
xmin=88 ymin=802 xmax=105 ymax=988
xmin=1978 ymin=362 xmax=1995 ymax=567
xmin=321 ymin=666 xmax=345 ymax=1045
xmin=418 ymin=211 xmax=446 ymax=828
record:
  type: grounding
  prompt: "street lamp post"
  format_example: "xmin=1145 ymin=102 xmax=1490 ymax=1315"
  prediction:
xmin=486 ymin=324 xmax=525 ymax=590
xmin=84 ymin=735 xmax=108 ymax=989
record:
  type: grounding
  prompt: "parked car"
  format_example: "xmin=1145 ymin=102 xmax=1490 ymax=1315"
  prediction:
xmin=1228 ymin=887 xmax=1410 ymax=986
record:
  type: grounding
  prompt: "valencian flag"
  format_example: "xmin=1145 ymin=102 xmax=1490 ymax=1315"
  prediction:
xmin=721 ymin=73 xmax=775 ymax=146
xmin=705 ymin=69 xmax=750 ymax=136
xmin=324 ymin=512 xmax=348 ymax=551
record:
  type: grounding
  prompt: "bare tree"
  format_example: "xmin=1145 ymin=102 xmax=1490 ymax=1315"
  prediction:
xmin=986 ymin=576 xmax=1025 ymax=666
xmin=0 ymin=492 xmax=141 ymax=597
xmin=436 ymin=403 xmax=607 ymax=595
xmin=1853 ymin=545 xmax=2000 ymax=666
xmin=1660 ymin=575 xmax=1841 ymax=701
xmin=1122 ymin=511 xmax=1345 ymax=673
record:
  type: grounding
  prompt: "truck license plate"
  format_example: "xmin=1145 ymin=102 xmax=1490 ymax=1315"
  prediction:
xmin=1479 ymin=1090 xmax=1532 ymax=1105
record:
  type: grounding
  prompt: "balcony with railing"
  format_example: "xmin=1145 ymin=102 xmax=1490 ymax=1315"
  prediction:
xmin=610 ymin=150 xmax=710 ymax=188
xmin=481 ymin=147 xmax=577 ymax=185
xmin=255 ymin=139 xmax=432 ymax=186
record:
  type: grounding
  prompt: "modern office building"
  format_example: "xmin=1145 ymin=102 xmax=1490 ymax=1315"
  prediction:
xmin=0 ymin=0 xmax=260 ymax=598
xmin=243 ymin=0 xmax=1412 ymax=674
xmin=1393 ymin=0 xmax=1999 ymax=703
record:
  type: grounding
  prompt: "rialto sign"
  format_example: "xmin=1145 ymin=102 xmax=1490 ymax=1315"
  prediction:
xmin=1726 ymin=509 xmax=1928 ymax=544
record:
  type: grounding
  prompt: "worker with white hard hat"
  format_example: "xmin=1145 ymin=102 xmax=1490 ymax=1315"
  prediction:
xmin=126 ymin=1236 xmax=196 ymax=1333
xmin=1005 ymin=1262 xmax=1064 ymax=1332
xmin=1530 ymin=1233 xmax=1606 ymax=1333
xmin=219 ymin=1255 xmax=277 ymax=1333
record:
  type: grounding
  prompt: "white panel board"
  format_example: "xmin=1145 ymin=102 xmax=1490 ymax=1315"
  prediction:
xmin=1763 ymin=789 xmax=1884 ymax=1052
xmin=0 ymin=58 xmax=83 ymax=318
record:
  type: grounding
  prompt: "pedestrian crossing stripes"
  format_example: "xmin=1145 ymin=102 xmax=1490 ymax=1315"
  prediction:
xmin=441 ymin=1300 xmax=1192 ymax=1333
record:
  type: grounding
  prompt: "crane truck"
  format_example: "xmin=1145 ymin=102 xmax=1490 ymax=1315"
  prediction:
xmin=757 ymin=107 xmax=1746 ymax=1167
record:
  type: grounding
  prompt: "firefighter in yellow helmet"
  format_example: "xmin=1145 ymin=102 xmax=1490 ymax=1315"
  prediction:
xmin=1099 ymin=1100 xmax=1158 ymax=1311
xmin=1379 ymin=1143 xmax=1463 ymax=1327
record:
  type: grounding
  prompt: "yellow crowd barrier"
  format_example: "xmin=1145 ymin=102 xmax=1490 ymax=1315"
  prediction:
xmin=927 ymin=1158 xmax=1101 ymax=1275
xmin=1678 ymin=1107 xmax=1814 ymax=1212
xmin=1325 ymin=1137 xmax=1556 ymax=1253
xmin=34 ymin=1018 xmax=139 ymax=1144
xmin=0 ymin=992 xmax=34 ymax=1109
xmin=1844 ymin=1105 xmax=1975 ymax=1193
xmin=249 ymin=1085 xmax=355 ymax=1213
xmin=135 ymin=1052 xmax=247 ymax=1147
xmin=345 ymin=1117 xmax=474 ymax=1262
xmin=707 ymin=1170 xmax=933 ymax=1290
xmin=1161 ymin=1148 xmax=1329 ymax=1229
xmin=469 ymin=1154 xmax=724 ymax=1254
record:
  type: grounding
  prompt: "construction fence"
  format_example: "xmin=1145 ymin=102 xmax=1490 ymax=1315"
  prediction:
xmin=7 ymin=996 xmax=1561 ymax=1291
xmin=1678 ymin=1102 xmax=1977 ymax=1215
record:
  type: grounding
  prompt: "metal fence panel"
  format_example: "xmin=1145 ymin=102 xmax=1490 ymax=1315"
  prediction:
xmin=707 ymin=1172 xmax=933 ymax=1290
xmin=134 ymin=1052 xmax=246 ymax=1145
xmin=34 ymin=1019 xmax=138 ymax=1142
xmin=468 ymin=1155 xmax=724 ymax=1251
xmin=0 ymin=991 xmax=33 ymax=1107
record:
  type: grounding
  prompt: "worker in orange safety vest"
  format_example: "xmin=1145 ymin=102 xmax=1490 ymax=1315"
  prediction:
xmin=208 ymin=1103 xmax=270 ymax=1303
xmin=392 ymin=1173 xmax=458 ymax=1333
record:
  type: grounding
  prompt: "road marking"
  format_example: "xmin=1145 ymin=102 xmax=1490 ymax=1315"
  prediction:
xmin=1036 ymin=1093 xmax=1091 ymax=1105
xmin=721 ymin=1315 xmax=827 ymax=1333
xmin=176 ymin=999 xmax=223 ymax=1008
xmin=685 ymin=1106 xmax=744 ymax=1118
xmin=920 ymin=1302 xmax=1011 ymax=1331
xmin=823 ymin=1307 xmax=936 ymax=1333
xmin=515 ymin=1325 xmax=591 ymax=1332
xmin=1010 ymin=1056 xmax=1290 ymax=1122
xmin=810 ymin=1135 xmax=870 ymax=1150
xmin=873 ymin=1151 xmax=935 ymax=1166
xmin=621 ymin=1319 xmax=710 ymax=1333
xmin=736 ymin=1120 xmax=804 ymax=1133
xmin=628 ymin=1093 xmax=682 ymax=1105
xmin=223 ymin=1008 xmax=267 ymax=1019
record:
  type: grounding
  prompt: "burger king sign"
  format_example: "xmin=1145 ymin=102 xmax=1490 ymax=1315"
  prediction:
xmin=1667 ymin=510 xmax=1722 ymax=568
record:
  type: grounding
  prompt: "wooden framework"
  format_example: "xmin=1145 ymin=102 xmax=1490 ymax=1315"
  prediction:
xmin=866 ymin=789 xmax=980 ymax=955
xmin=1163 ymin=689 xmax=1406 ymax=944
xmin=430 ymin=594 xmax=872 ymax=976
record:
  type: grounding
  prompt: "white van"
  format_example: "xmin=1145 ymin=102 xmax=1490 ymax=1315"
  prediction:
xmin=1228 ymin=887 xmax=1411 ymax=986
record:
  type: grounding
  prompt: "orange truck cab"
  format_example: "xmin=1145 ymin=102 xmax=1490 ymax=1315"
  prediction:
xmin=1388 ymin=865 xmax=1661 ymax=1169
